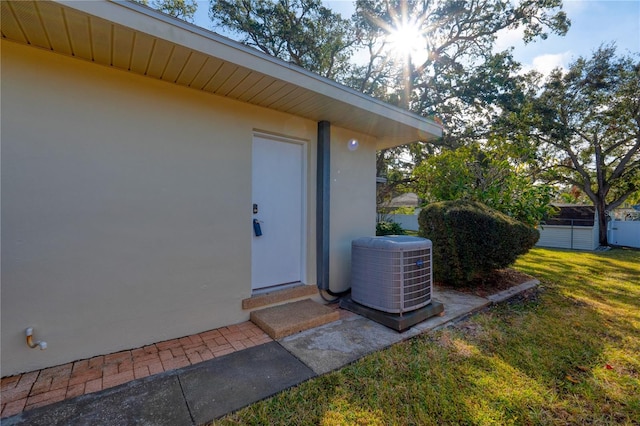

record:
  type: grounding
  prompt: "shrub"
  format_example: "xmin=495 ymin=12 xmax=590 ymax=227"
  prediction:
xmin=412 ymin=143 xmax=555 ymax=227
xmin=390 ymin=206 xmax=416 ymax=215
xmin=376 ymin=221 xmax=406 ymax=236
xmin=418 ymin=200 xmax=539 ymax=286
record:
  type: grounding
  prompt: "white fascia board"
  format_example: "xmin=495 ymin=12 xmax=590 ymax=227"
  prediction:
xmin=57 ymin=0 xmax=442 ymax=140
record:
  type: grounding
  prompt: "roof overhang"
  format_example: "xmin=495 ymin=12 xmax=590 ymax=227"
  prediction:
xmin=1 ymin=0 xmax=442 ymax=148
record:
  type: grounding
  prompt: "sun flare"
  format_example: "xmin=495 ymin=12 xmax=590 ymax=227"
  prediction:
xmin=387 ymin=20 xmax=428 ymax=64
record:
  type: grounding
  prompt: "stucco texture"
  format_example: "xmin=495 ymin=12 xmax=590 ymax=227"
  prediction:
xmin=1 ymin=40 xmax=377 ymax=375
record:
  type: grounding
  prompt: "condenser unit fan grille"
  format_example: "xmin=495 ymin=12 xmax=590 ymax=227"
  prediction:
xmin=351 ymin=236 xmax=432 ymax=314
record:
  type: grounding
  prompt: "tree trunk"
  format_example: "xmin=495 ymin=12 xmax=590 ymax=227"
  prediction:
xmin=595 ymin=199 xmax=609 ymax=247
xmin=593 ymin=140 xmax=609 ymax=247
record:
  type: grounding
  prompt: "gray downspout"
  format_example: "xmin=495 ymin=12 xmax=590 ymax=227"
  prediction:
xmin=317 ymin=121 xmax=330 ymax=290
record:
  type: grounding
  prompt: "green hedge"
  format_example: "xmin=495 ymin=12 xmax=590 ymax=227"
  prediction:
xmin=376 ymin=221 xmax=406 ymax=236
xmin=418 ymin=200 xmax=539 ymax=286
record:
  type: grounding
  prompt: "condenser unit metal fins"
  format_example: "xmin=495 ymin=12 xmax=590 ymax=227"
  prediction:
xmin=351 ymin=236 xmax=433 ymax=314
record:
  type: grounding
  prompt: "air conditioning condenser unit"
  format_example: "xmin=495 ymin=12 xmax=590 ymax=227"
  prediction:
xmin=351 ymin=236 xmax=432 ymax=314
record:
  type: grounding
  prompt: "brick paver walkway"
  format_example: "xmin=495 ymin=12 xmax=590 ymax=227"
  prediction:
xmin=0 ymin=321 xmax=272 ymax=418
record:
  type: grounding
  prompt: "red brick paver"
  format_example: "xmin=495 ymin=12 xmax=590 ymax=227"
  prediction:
xmin=0 ymin=321 xmax=272 ymax=419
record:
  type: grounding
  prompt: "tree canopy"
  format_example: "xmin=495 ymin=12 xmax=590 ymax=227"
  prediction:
xmin=207 ymin=0 xmax=569 ymax=120
xmin=350 ymin=0 xmax=570 ymax=196
xmin=136 ymin=0 xmax=640 ymax=243
xmin=520 ymin=45 xmax=640 ymax=244
xmin=413 ymin=142 xmax=554 ymax=227
xmin=134 ymin=0 xmax=198 ymax=21
xmin=209 ymin=0 xmax=357 ymax=80
xmin=205 ymin=0 xmax=578 ymax=226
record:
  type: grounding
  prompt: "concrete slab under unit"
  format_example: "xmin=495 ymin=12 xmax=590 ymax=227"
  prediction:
xmin=339 ymin=297 xmax=444 ymax=332
xmin=250 ymin=299 xmax=340 ymax=339
xmin=410 ymin=288 xmax=492 ymax=335
xmin=279 ymin=315 xmax=408 ymax=375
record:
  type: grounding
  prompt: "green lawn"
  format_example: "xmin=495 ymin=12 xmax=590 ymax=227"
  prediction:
xmin=215 ymin=248 xmax=640 ymax=425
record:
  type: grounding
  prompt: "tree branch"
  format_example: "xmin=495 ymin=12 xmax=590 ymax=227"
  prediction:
xmin=609 ymin=136 xmax=640 ymax=181
xmin=607 ymin=186 xmax=638 ymax=210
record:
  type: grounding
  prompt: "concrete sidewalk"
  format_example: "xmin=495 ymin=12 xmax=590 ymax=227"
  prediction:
xmin=2 ymin=280 xmax=538 ymax=426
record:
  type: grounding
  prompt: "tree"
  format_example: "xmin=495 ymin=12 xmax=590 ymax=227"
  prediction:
xmin=349 ymin=0 xmax=569 ymax=202
xmin=526 ymin=46 xmax=640 ymax=245
xmin=204 ymin=0 xmax=573 ymax=215
xmin=133 ymin=0 xmax=198 ymax=22
xmin=209 ymin=0 xmax=357 ymax=80
xmin=412 ymin=143 xmax=554 ymax=227
xmin=353 ymin=0 xmax=569 ymax=112
xmin=205 ymin=0 xmax=569 ymax=126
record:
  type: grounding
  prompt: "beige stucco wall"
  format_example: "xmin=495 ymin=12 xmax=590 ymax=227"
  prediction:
xmin=2 ymin=40 xmax=374 ymax=375
xmin=329 ymin=129 xmax=377 ymax=292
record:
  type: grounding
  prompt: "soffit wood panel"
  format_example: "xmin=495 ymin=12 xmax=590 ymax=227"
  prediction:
xmin=38 ymin=1 xmax=73 ymax=54
xmin=129 ymin=32 xmax=156 ymax=74
xmin=160 ymin=44 xmax=192 ymax=81
xmin=8 ymin=1 xmax=50 ymax=47
xmin=146 ymin=39 xmax=175 ymax=79
xmin=203 ymin=62 xmax=241 ymax=93
xmin=1 ymin=0 xmax=442 ymax=146
xmin=267 ymin=87 xmax=311 ymax=111
xmin=224 ymin=72 xmax=266 ymax=99
xmin=112 ymin=26 xmax=136 ymax=70
xmin=0 ymin=3 xmax=28 ymax=44
xmin=174 ymin=51 xmax=209 ymax=86
xmin=188 ymin=57 xmax=225 ymax=90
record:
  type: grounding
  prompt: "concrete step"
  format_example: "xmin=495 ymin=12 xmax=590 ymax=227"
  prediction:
xmin=242 ymin=284 xmax=318 ymax=310
xmin=250 ymin=299 xmax=340 ymax=340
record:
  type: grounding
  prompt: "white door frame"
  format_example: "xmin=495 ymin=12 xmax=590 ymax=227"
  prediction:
xmin=251 ymin=131 xmax=307 ymax=291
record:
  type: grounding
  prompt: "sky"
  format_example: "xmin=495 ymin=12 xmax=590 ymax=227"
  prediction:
xmin=191 ymin=0 xmax=640 ymax=75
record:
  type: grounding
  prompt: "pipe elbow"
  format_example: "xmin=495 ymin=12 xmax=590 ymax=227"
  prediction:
xmin=25 ymin=327 xmax=47 ymax=350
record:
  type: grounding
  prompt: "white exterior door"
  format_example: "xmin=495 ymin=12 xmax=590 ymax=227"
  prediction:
xmin=251 ymin=135 xmax=305 ymax=290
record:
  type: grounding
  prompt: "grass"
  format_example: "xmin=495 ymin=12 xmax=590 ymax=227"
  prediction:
xmin=213 ymin=248 xmax=640 ymax=425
